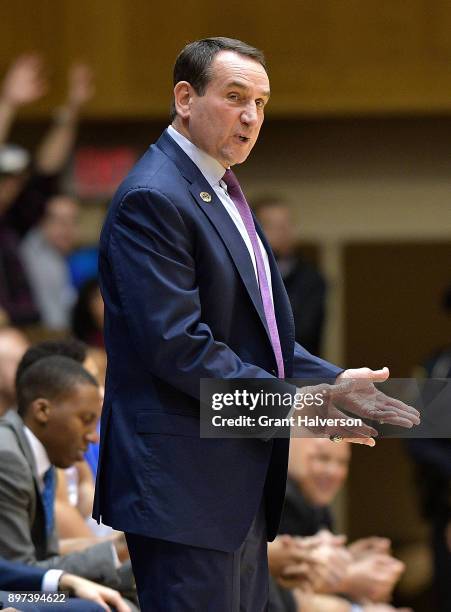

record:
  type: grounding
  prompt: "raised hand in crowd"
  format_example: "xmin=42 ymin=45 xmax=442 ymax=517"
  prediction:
xmin=0 ymin=54 xmax=47 ymax=143
xmin=67 ymin=63 xmax=95 ymax=109
xmin=35 ymin=62 xmax=95 ymax=175
xmin=1 ymin=54 xmax=46 ymax=107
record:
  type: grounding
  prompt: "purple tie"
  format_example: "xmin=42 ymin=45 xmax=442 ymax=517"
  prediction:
xmin=222 ymin=169 xmax=285 ymax=378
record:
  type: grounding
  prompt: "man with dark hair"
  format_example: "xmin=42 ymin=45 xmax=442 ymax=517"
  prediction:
xmin=95 ymin=36 xmax=419 ymax=610
xmin=15 ymin=338 xmax=101 ymax=478
xmin=15 ymin=338 xmax=88 ymax=388
xmin=0 ymin=355 xmax=131 ymax=595
xmin=168 ymin=37 xmax=265 ymax=121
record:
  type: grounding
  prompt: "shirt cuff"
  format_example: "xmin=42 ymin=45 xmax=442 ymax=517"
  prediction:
xmin=41 ymin=569 xmax=64 ymax=592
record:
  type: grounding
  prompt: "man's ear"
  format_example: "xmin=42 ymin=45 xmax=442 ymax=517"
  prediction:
xmin=31 ymin=398 xmax=51 ymax=425
xmin=173 ymin=81 xmax=194 ymax=120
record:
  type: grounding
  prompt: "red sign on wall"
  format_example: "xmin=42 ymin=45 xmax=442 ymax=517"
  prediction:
xmin=73 ymin=146 xmax=137 ymax=198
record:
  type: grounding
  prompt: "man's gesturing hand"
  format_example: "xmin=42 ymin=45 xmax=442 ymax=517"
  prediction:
xmin=335 ymin=367 xmax=420 ymax=427
xmin=295 ymin=367 xmax=420 ymax=446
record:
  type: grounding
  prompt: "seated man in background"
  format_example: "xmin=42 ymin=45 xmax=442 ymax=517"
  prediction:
xmin=14 ymin=337 xmax=106 ymax=539
xmin=20 ymin=194 xmax=80 ymax=330
xmin=253 ymin=196 xmax=326 ymax=356
xmin=0 ymin=556 xmax=130 ymax=611
xmin=0 ymin=326 xmax=29 ymax=416
xmin=272 ymin=438 xmax=407 ymax=612
xmin=0 ymin=355 xmax=134 ymax=599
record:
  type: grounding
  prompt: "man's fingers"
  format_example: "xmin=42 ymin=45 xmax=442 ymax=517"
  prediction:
xmin=366 ymin=366 xmax=390 ymax=382
xmin=347 ymin=437 xmax=376 ymax=446
xmin=325 ymin=404 xmax=378 ymax=439
xmin=281 ymin=562 xmax=311 ymax=577
xmin=92 ymin=597 xmax=110 ymax=612
xmin=376 ymin=393 xmax=421 ymax=423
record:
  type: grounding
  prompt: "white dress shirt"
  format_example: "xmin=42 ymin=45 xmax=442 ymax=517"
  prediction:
xmin=167 ymin=125 xmax=274 ymax=302
xmin=23 ymin=426 xmax=63 ymax=592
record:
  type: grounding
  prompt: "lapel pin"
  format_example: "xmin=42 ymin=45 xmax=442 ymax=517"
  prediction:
xmin=200 ymin=191 xmax=212 ymax=203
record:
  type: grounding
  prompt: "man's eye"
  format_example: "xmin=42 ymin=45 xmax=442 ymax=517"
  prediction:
xmin=228 ymin=93 xmax=239 ymax=101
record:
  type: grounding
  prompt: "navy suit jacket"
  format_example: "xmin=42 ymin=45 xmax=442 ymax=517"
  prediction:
xmin=0 ymin=557 xmax=44 ymax=591
xmin=93 ymin=130 xmax=342 ymax=552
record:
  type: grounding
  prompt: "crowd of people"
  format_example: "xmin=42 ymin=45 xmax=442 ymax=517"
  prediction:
xmin=0 ymin=53 xmax=102 ymax=343
xmin=0 ymin=50 xmax=448 ymax=612
xmin=0 ymin=327 xmax=415 ymax=612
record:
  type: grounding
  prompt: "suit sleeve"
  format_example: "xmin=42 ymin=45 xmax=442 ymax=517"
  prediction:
xmin=0 ymin=557 xmax=44 ymax=591
xmin=32 ymin=543 xmax=121 ymax=588
xmin=108 ymin=187 xmax=297 ymax=400
xmin=292 ymin=342 xmax=344 ymax=380
xmin=0 ymin=446 xmax=119 ymax=588
xmin=0 ymin=447 xmax=40 ymax=566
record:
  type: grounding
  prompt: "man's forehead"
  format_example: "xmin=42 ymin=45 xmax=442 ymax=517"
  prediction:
xmin=210 ymin=51 xmax=269 ymax=90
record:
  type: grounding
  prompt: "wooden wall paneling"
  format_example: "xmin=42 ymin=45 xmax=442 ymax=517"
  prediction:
xmin=4 ymin=1 xmax=451 ymax=117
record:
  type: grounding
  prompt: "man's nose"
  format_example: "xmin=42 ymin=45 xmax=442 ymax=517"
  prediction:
xmin=86 ymin=429 xmax=100 ymax=444
xmin=241 ymin=102 xmax=259 ymax=126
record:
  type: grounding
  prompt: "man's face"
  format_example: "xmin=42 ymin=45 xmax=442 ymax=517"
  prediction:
xmin=41 ymin=196 xmax=80 ymax=255
xmin=256 ymin=205 xmax=296 ymax=257
xmin=288 ymin=438 xmax=351 ymax=507
xmin=182 ymin=51 xmax=270 ymax=168
xmin=37 ymin=383 xmax=101 ymax=468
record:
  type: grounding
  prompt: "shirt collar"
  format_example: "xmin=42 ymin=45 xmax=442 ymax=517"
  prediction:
xmin=24 ymin=425 xmax=51 ymax=482
xmin=167 ymin=125 xmax=226 ymax=187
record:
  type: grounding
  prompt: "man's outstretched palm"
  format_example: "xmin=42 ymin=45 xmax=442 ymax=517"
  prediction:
xmin=298 ymin=367 xmax=420 ymax=446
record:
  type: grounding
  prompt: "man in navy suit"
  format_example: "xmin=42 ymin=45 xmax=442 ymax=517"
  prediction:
xmin=94 ymin=37 xmax=419 ymax=610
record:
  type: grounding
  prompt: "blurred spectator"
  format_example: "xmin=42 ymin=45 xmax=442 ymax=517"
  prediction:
xmin=71 ymin=278 xmax=104 ymax=348
xmin=280 ymin=436 xmax=349 ymax=537
xmin=0 ymin=55 xmax=94 ymax=325
xmin=0 ymin=355 xmax=135 ymax=598
xmin=406 ymin=283 xmax=451 ymax=612
xmin=20 ymin=195 xmax=80 ymax=330
xmin=272 ymin=438 xmax=406 ymax=611
xmin=254 ymin=197 xmax=326 ymax=355
xmin=0 ymin=326 xmax=29 ymax=416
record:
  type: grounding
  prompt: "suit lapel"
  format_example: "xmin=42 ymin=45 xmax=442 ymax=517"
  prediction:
xmin=156 ymin=131 xmax=271 ymax=339
xmin=188 ymin=181 xmax=270 ymax=336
